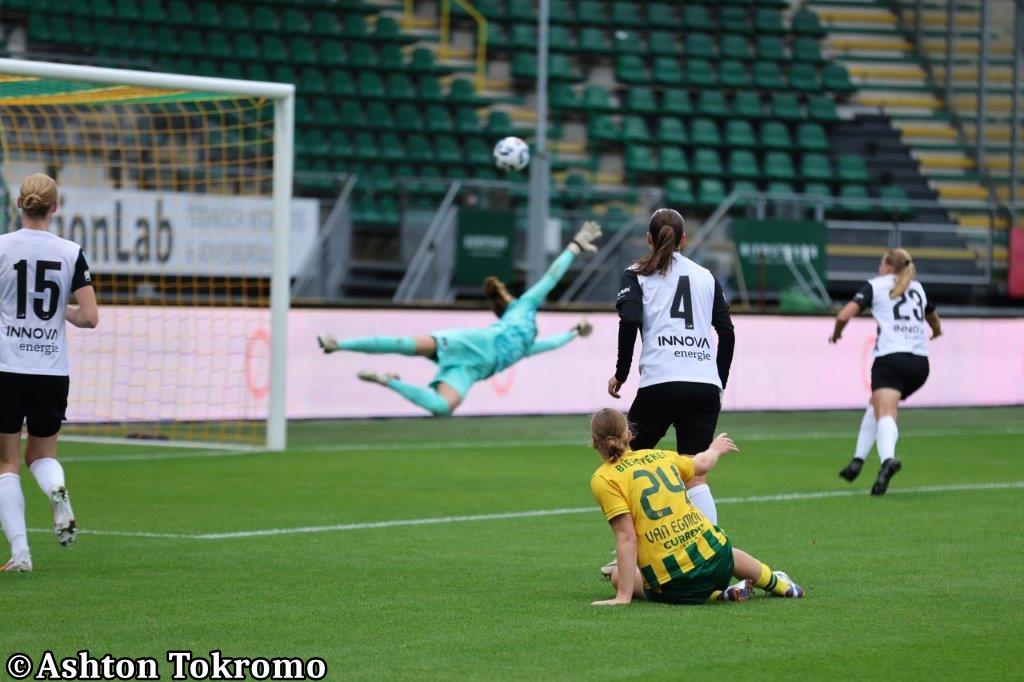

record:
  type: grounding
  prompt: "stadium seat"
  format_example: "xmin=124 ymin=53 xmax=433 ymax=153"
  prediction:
xmin=395 ymin=103 xmax=423 ymax=130
xmin=666 ymin=177 xmax=696 ymax=205
xmin=697 ymin=178 xmax=726 ymax=207
xmin=764 ymin=151 xmax=796 ymax=181
xmin=465 ymin=138 xmax=492 ymax=166
xmin=647 ymin=3 xmax=675 ymax=27
xmin=649 ymin=31 xmax=677 ymax=56
xmin=754 ymin=9 xmax=785 ymax=34
xmin=684 ymin=33 xmax=715 ymax=60
xmin=579 ymin=27 xmax=610 ymax=52
xmin=320 ymin=41 xmax=346 ymax=66
xmin=259 ymin=35 xmax=289 ymax=62
xmin=510 ymin=24 xmax=537 ymax=50
xmin=771 ymin=92 xmax=802 ymax=121
xmin=682 ymin=6 xmax=713 ymax=32
xmin=660 ymin=147 xmax=689 ymax=174
xmin=622 ymin=116 xmax=651 ymax=143
xmin=611 ymin=2 xmax=644 ymax=28
xmin=301 ymin=68 xmax=327 ymax=94
xmin=378 ymin=133 xmax=405 ymax=160
xmin=551 ymin=83 xmax=581 ymax=109
xmin=375 ymin=17 xmax=410 ymax=43
xmin=720 ymin=60 xmax=751 ymax=88
xmin=792 ymin=37 xmax=824 ymax=64
xmin=792 ymin=8 xmax=826 ymax=38
xmin=809 ymin=94 xmax=839 ymax=121
xmin=691 ymin=118 xmax=721 ymax=146
xmin=194 ymin=2 xmax=219 ymax=27
xmin=789 ymin=64 xmax=821 ymax=92
xmin=720 ymin=35 xmax=750 ymax=61
xmin=627 ymin=87 xmax=658 ymax=113
xmin=801 ymin=153 xmax=833 ymax=182
xmin=328 ymin=71 xmax=355 ymax=96
xmin=406 ymin=134 xmax=434 ymax=163
xmin=879 ymin=186 xmax=911 ymax=216
xmin=140 ymin=0 xmax=166 ymax=23
xmin=548 ymin=26 xmax=575 ymax=52
xmin=797 ymin=123 xmax=829 ymax=151
xmin=549 ymin=54 xmax=581 ymax=81
xmin=449 ymin=79 xmax=481 ymax=104
xmin=720 ymin=7 xmax=751 ymax=33
xmin=685 ymin=59 xmax=716 ymax=87
xmin=657 ymin=117 xmax=688 ymax=144
xmin=347 ymin=42 xmax=376 ymax=68
xmin=728 ymin=150 xmax=760 ymax=180
xmin=804 ymin=182 xmax=834 ymax=211
xmin=549 ymin=0 xmax=572 ymax=23
xmin=838 ymin=155 xmax=870 ymax=182
xmin=588 ymin=115 xmax=619 ymax=143
xmin=725 ymin=120 xmax=756 ymax=147
xmin=615 ymin=55 xmax=648 ymax=84
xmin=753 ymin=62 xmax=784 ymax=90
xmin=585 ymin=85 xmax=617 ymax=111
xmin=352 ymin=132 xmax=378 ymax=160
xmin=694 ymin=149 xmax=724 ymax=177
xmin=425 ymin=105 xmax=454 ymax=132
xmin=839 ymin=185 xmax=872 ymax=215
xmin=291 ymin=38 xmax=318 ymax=65
xmin=730 ymin=180 xmax=759 ymax=207
xmin=485 ymin=110 xmax=513 ymax=136
xmin=249 ymin=5 xmax=277 ymax=31
xmin=384 ymin=73 xmax=415 ymax=100
xmin=755 ymin=36 xmax=786 ymax=62
xmin=653 ymin=57 xmax=683 ymax=85
xmin=625 ymin=146 xmax=658 ymax=175
xmin=342 ymin=14 xmax=370 ymax=39
xmin=613 ymin=30 xmax=645 ymax=55
xmin=283 ymin=8 xmax=310 ymax=34
xmin=661 ymin=89 xmax=693 ymax=115
xmin=766 ymin=181 xmax=796 ymax=196
xmin=577 ymin=0 xmax=608 ymax=25
xmin=336 ymin=100 xmax=362 ymax=127
xmin=824 ymin=64 xmax=856 ymax=94
xmin=697 ymin=91 xmax=728 ymax=118
xmin=733 ymin=91 xmax=764 ymax=118
xmin=311 ymin=11 xmax=342 ymax=36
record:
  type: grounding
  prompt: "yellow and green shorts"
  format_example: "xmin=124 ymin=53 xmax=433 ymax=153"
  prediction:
xmin=642 ymin=532 xmax=734 ymax=605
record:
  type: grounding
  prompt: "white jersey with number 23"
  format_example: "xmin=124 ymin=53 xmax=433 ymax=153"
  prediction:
xmin=853 ymin=274 xmax=933 ymax=358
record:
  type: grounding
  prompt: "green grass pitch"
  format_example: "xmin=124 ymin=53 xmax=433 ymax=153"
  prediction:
xmin=4 ymin=407 xmax=1023 ymax=679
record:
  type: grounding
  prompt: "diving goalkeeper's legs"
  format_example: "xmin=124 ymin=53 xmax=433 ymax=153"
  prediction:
xmin=358 ymin=372 xmax=461 ymax=417
xmin=318 ymin=334 xmax=438 ymax=357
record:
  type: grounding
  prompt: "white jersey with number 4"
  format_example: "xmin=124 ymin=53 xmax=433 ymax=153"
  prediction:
xmin=853 ymin=274 xmax=934 ymax=358
xmin=0 ymin=229 xmax=92 ymax=376
xmin=624 ymin=253 xmax=722 ymax=389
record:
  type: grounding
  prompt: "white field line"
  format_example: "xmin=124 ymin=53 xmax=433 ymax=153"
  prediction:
xmin=27 ymin=481 xmax=1024 ymax=542
xmin=57 ymin=424 xmax=1024 ymax=464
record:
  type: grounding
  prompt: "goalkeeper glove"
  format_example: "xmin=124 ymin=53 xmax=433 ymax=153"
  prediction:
xmin=571 ymin=221 xmax=602 ymax=253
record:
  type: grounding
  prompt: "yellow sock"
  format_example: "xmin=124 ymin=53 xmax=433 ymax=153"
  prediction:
xmin=753 ymin=562 xmax=792 ymax=596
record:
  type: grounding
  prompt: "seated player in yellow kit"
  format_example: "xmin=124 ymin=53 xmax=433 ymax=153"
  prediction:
xmin=588 ymin=408 xmax=805 ymax=605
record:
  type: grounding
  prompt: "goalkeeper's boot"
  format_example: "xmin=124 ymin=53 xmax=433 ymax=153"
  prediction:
xmin=49 ymin=486 xmax=77 ymax=547
xmin=357 ymin=370 xmax=400 ymax=387
xmin=871 ymin=458 xmax=902 ymax=496
xmin=2 ymin=552 xmax=32 ymax=572
xmin=838 ymin=458 xmax=864 ymax=482
xmin=574 ymin=319 xmax=594 ymax=338
xmin=483 ymin=277 xmax=514 ymax=317
xmin=713 ymin=579 xmax=753 ymax=602
xmin=316 ymin=333 xmax=339 ymax=354
xmin=771 ymin=571 xmax=805 ymax=598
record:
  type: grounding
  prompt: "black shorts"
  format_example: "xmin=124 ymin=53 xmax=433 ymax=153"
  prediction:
xmin=0 ymin=371 xmax=70 ymax=437
xmin=628 ymin=381 xmax=722 ymax=455
xmin=871 ymin=353 xmax=929 ymax=399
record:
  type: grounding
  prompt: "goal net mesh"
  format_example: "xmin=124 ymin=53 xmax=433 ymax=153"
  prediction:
xmin=0 ymin=71 xmax=280 ymax=447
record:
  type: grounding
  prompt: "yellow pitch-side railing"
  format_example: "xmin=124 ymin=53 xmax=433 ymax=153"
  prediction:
xmin=438 ymin=0 xmax=489 ymax=92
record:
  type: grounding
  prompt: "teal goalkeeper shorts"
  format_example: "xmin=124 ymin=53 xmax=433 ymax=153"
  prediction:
xmin=430 ymin=329 xmax=499 ymax=398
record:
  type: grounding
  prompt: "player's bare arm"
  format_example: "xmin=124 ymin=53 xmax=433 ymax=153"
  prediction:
xmin=65 ymin=285 xmax=99 ymax=329
xmin=830 ymin=301 xmax=861 ymax=343
xmin=691 ymin=433 xmax=739 ymax=477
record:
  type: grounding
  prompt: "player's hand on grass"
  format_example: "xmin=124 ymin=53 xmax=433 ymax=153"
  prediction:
xmin=571 ymin=221 xmax=602 ymax=253
xmin=591 ymin=596 xmax=631 ymax=606
xmin=709 ymin=432 xmax=739 ymax=456
xmin=607 ymin=376 xmax=623 ymax=399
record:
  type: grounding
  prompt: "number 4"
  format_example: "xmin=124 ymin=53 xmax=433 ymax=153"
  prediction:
xmin=671 ymin=276 xmax=694 ymax=330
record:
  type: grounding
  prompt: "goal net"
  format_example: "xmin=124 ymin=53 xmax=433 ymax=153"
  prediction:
xmin=0 ymin=59 xmax=295 ymax=450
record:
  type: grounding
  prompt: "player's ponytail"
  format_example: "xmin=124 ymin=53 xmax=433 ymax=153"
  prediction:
xmin=885 ymin=248 xmax=915 ymax=299
xmin=17 ymin=173 xmax=58 ymax=220
xmin=634 ymin=208 xmax=685 ymax=277
xmin=591 ymin=408 xmax=632 ymax=463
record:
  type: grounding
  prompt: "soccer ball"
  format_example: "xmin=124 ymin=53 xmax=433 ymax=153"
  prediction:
xmin=493 ymin=136 xmax=530 ymax=171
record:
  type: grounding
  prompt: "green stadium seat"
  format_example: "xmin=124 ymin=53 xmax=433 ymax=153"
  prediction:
xmin=804 ymin=183 xmax=834 ymax=211
xmin=551 ymin=83 xmax=580 ymax=109
xmin=879 ymin=186 xmax=911 ymax=216
xmin=765 ymin=152 xmax=796 ymax=181
xmin=616 ymin=56 xmax=648 ymax=84
xmin=725 ymin=120 xmax=756 ymax=147
xmin=394 ymin=103 xmax=423 ymax=130
xmin=425 ymin=105 xmax=454 ymax=132
xmin=375 ymin=17 xmax=409 ymax=43
xmin=697 ymin=91 xmax=728 ymax=118
xmin=249 ymin=5 xmax=277 ymax=31
xmin=291 ymin=38 xmax=318 ymax=65
xmin=579 ymin=27 xmax=610 ymax=52
xmin=754 ymin=9 xmax=784 ymax=34
xmin=647 ymin=3 xmax=675 ymax=27
xmin=585 ymin=84 xmax=616 ymax=111
xmin=486 ymin=110 xmax=513 ymax=136
xmin=283 ymin=8 xmax=310 ymax=33
xmin=666 ymin=177 xmax=696 ymax=205
xmin=577 ymin=0 xmax=608 ymax=25
xmin=406 ymin=134 xmax=433 ymax=163
xmin=728 ymin=150 xmax=760 ymax=180
xmin=657 ymin=117 xmax=687 ymax=144
xmin=195 ymin=1 xmax=220 ymax=25
xmin=464 ymin=137 xmax=492 ymax=166
xmin=801 ymin=153 xmax=833 ymax=181
xmin=755 ymin=36 xmax=786 ymax=62
xmin=549 ymin=54 xmax=581 ymax=81
xmin=691 ymin=118 xmax=721 ymax=146
xmin=342 ymin=14 xmax=370 ymax=39
xmin=336 ymin=100 xmax=363 ymax=126
xmin=311 ymin=10 xmax=342 ymax=36
xmin=685 ymin=59 xmax=716 ymax=87
xmin=506 ymin=0 xmax=534 ymax=21
xmin=697 ymin=179 xmax=726 ymax=207
xmin=682 ymin=6 xmax=713 ymax=32
xmin=611 ymin=2 xmax=644 ymax=27
xmin=328 ymin=70 xmax=355 ymax=96
xmin=771 ymin=92 xmax=802 ymax=121
xmin=510 ymin=24 xmax=537 ymax=50
xmin=455 ymin=107 xmax=481 ymax=134
xmin=809 ymin=94 xmax=838 ymax=121
xmin=222 ymin=3 xmax=247 ymax=30
xmin=734 ymin=91 xmax=763 ymax=118
xmin=766 ymin=181 xmax=795 ymax=196
xmin=625 ymin=146 xmax=658 ymax=175
xmin=449 ymin=78 xmax=480 ymax=104
xmin=789 ymin=63 xmax=820 ymax=92
xmin=720 ymin=35 xmax=750 ymax=61
xmin=115 ymin=0 xmax=139 ymax=20
xmin=653 ymin=57 xmax=683 ymax=85
xmin=357 ymin=72 xmax=384 ymax=98
xmin=684 ymin=33 xmax=715 ymax=60
xmin=588 ymin=115 xmax=619 ymax=143
xmin=649 ymin=31 xmax=677 ymax=56
xmin=730 ymin=180 xmax=759 ymax=207
xmin=628 ymin=87 xmax=658 ymax=113
xmin=486 ymin=23 xmax=508 ymax=49
xmin=839 ymin=185 xmax=872 ymax=215
xmin=140 ymin=0 xmax=166 ymax=23
xmin=246 ymin=62 xmax=271 ymax=83
xmin=329 ymin=130 xmax=352 ymax=158
xmin=409 ymin=48 xmax=443 ymax=73
xmin=320 ymin=41 xmax=346 ymax=66
xmin=824 ymin=64 xmax=856 ymax=94
xmin=549 ymin=26 xmax=575 ymax=52
xmin=754 ymin=62 xmax=784 ymax=90
xmin=613 ymin=31 xmax=645 ymax=56
xmin=721 ymin=7 xmax=751 ymax=34
xmin=792 ymin=8 xmax=826 ymax=38
xmin=206 ymin=32 xmax=231 ymax=59
xmin=694 ymin=148 xmax=724 ymax=176
xmin=512 ymin=53 xmax=538 ymax=79
xmin=385 ymin=73 xmax=415 ymax=100
xmin=301 ymin=67 xmax=327 ymax=93
xmin=380 ymin=45 xmax=406 ymax=70
xmin=550 ymin=0 xmax=572 ymax=23
xmin=378 ymin=133 xmax=405 ymax=160
xmin=838 ymin=155 xmax=870 ymax=182
xmin=660 ymin=147 xmax=689 ymax=174
xmin=622 ymin=116 xmax=651 ymax=142
xmin=220 ymin=62 xmax=244 ymax=80
xmin=796 ymin=123 xmax=829 ymax=151
xmin=720 ymin=60 xmax=751 ymax=88
xmin=352 ymin=132 xmax=378 ymax=160
xmin=792 ymin=37 xmax=824 ymax=63
xmin=349 ymin=42 xmax=377 ymax=68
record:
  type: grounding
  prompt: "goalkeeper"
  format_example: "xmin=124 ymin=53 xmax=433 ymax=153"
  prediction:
xmin=317 ymin=222 xmax=602 ymax=416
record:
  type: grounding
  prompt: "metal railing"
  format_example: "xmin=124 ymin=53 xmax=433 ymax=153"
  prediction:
xmin=291 ymin=173 xmax=357 ymax=301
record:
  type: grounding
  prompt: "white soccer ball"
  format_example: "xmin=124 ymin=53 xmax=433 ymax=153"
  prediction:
xmin=493 ymin=136 xmax=530 ymax=171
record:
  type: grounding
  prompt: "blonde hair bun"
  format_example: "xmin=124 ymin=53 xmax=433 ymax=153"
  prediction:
xmin=18 ymin=173 xmax=58 ymax=220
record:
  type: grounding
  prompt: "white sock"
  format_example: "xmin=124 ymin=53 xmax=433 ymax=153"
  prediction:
xmin=876 ymin=416 xmax=899 ymax=463
xmin=853 ymin=405 xmax=877 ymax=461
xmin=688 ymin=483 xmax=718 ymax=525
xmin=29 ymin=457 xmax=65 ymax=495
xmin=0 ymin=473 xmax=29 ymax=556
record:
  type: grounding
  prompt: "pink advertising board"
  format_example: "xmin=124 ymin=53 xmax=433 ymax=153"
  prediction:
xmin=66 ymin=307 xmax=1024 ymax=424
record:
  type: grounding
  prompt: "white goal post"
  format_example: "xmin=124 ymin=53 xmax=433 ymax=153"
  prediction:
xmin=0 ymin=58 xmax=295 ymax=450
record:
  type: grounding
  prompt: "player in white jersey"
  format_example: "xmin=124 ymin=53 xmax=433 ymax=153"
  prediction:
xmin=0 ymin=174 xmax=98 ymax=572
xmin=609 ymin=208 xmax=735 ymax=526
xmin=829 ymin=248 xmax=942 ymax=495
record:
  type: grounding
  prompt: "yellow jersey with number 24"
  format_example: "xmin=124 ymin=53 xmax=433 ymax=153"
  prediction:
xmin=590 ymin=448 xmax=729 ymax=588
